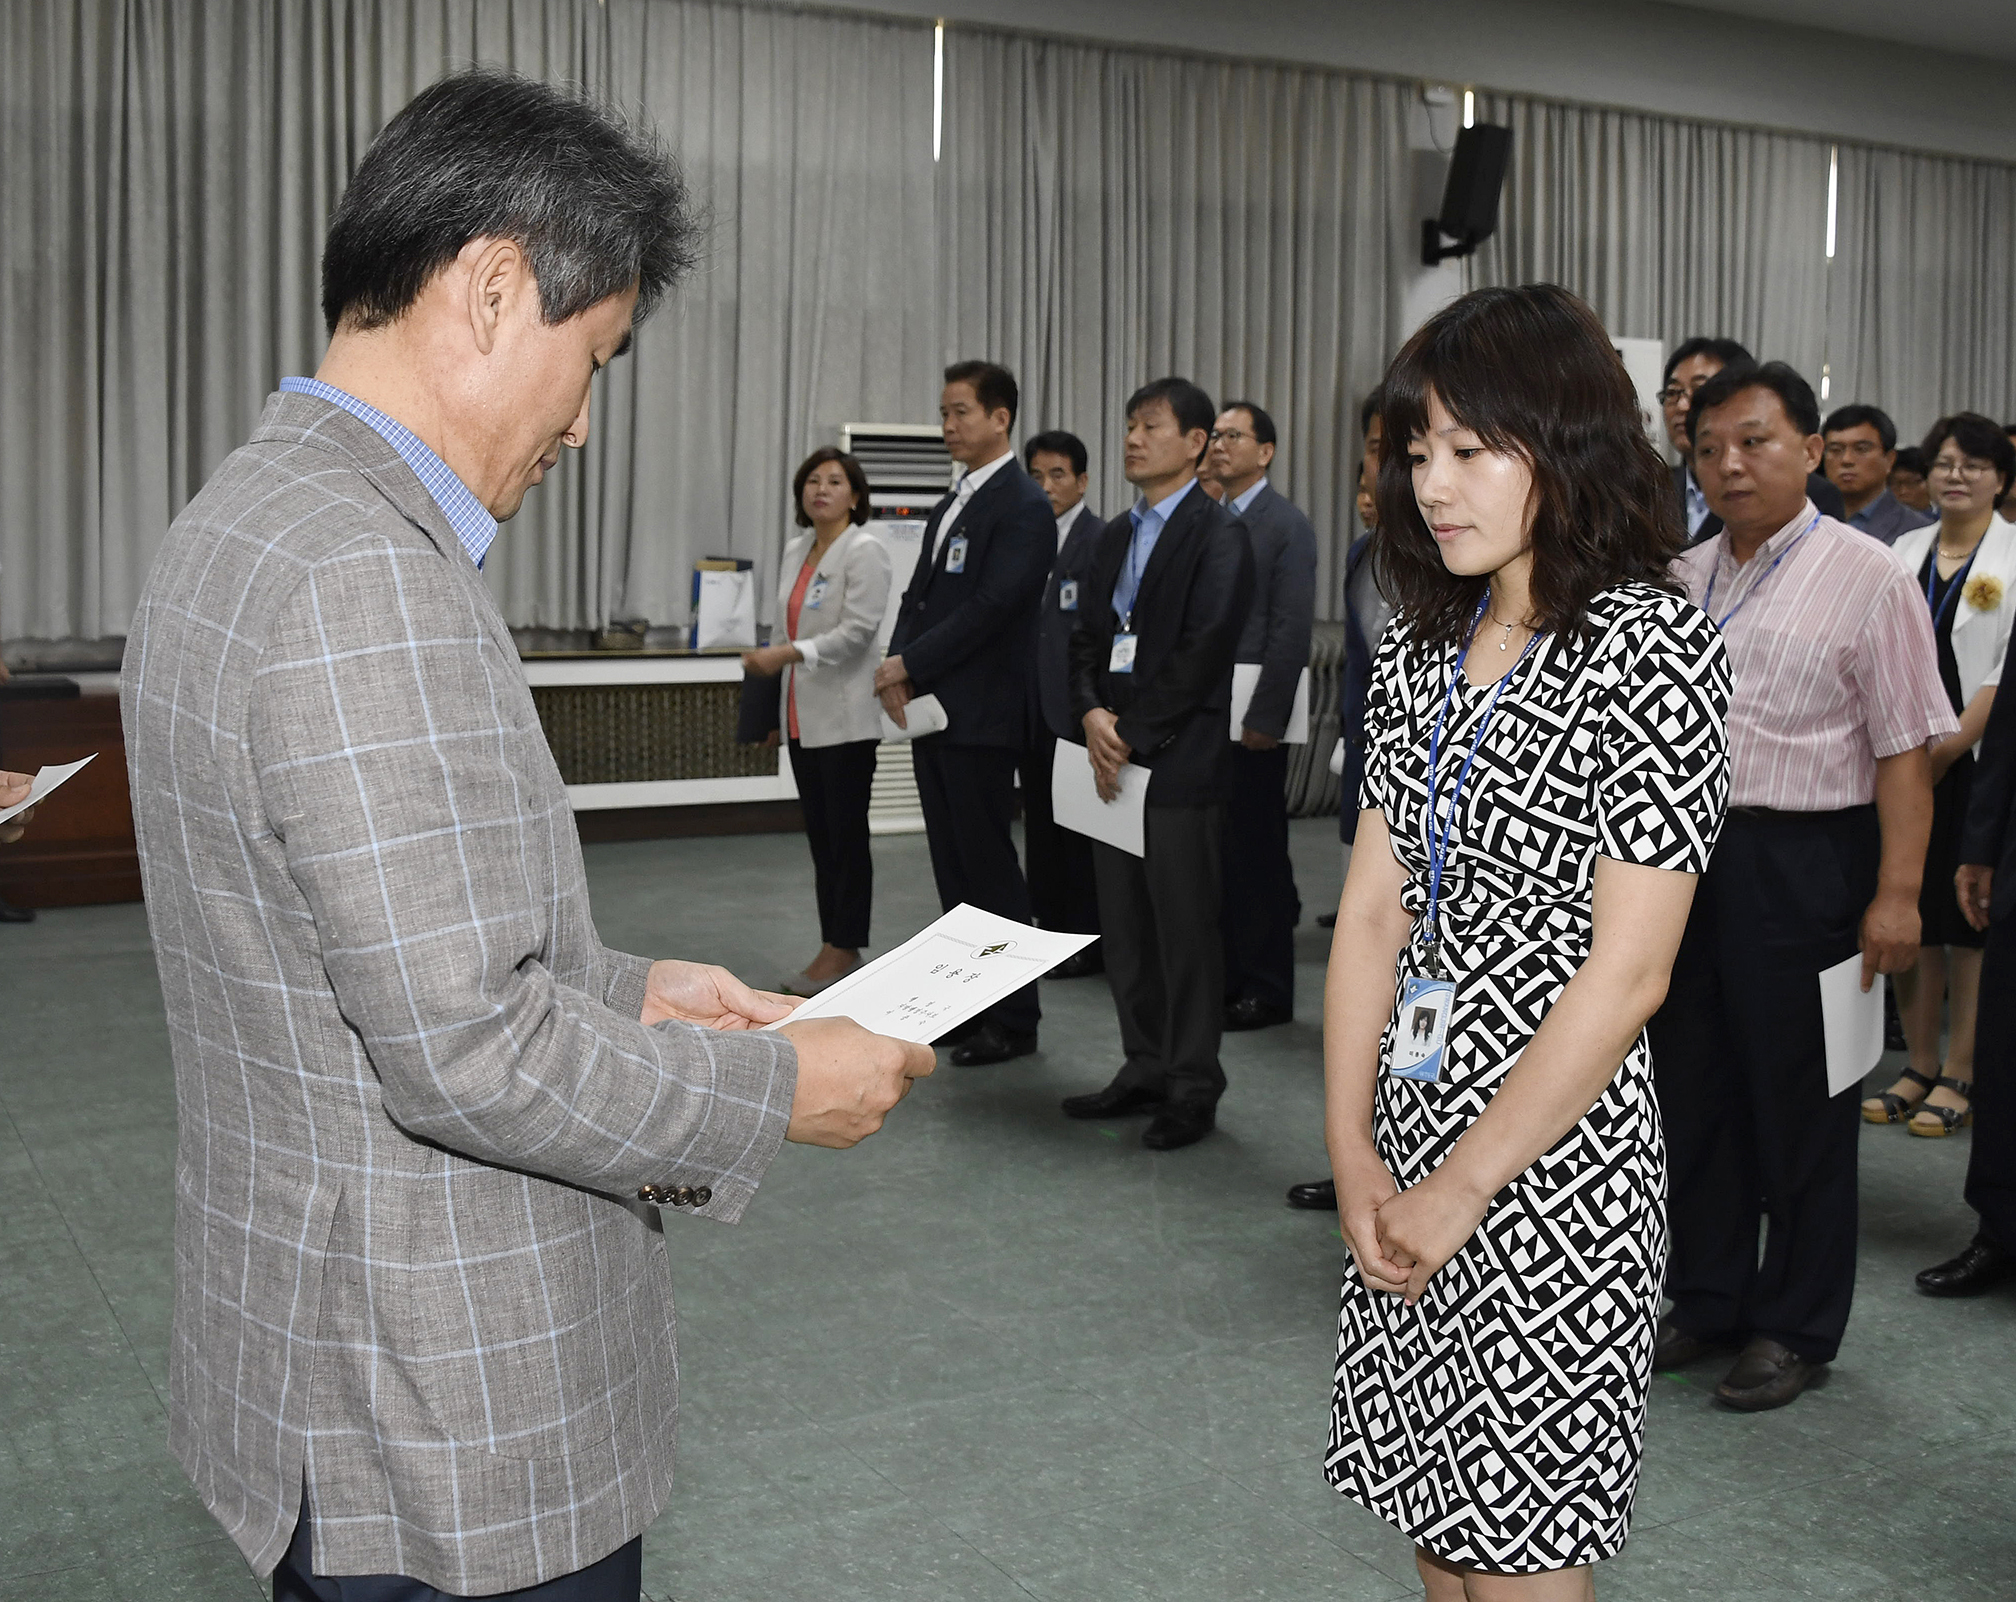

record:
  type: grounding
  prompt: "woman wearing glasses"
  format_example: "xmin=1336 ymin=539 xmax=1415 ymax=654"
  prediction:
xmin=1865 ymin=415 xmax=2016 ymax=1135
xmin=1323 ymin=285 xmax=1728 ymax=1595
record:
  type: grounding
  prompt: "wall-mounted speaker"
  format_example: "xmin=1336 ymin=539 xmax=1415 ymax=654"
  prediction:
xmin=1422 ymin=123 xmax=1513 ymax=265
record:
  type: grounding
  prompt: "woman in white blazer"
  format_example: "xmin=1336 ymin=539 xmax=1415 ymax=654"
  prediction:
xmin=743 ymin=448 xmax=892 ymax=995
xmin=1866 ymin=414 xmax=2015 ymax=1137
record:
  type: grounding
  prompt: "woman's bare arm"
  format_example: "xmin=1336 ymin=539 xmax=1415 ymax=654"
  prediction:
xmin=1372 ymin=855 xmax=1699 ymax=1303
xmin=1322 ymin=808 xmax=1417 ymax=1293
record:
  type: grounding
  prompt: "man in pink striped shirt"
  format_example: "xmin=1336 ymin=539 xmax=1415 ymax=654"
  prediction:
xmin=1649 ymin=361 xmax=1956 ymax=1412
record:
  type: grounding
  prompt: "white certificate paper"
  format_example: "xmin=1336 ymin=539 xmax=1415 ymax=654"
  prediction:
xmin=1229 ymin=664 xmax=1311 ymax=743
xmin=770 ymin=904 xmax=1095 ymax=1044
xmin=1819 ymin=953 xmax=1886 ymax=1097
xmin=879 ymin=692 xmax=948 ymax=742
xmin=0 ymin=753 xmax=96 ymax=824
xmin=1051 ymin=740 xmax=1148 ymax=857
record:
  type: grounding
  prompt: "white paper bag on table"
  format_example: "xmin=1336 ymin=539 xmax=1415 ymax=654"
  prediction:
xmin=693 ymin=568 xmax=757 ymax=650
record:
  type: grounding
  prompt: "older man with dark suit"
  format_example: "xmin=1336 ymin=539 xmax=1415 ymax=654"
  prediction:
xmin=877 ymin=362 xmax=1057 ymax=1066
xmin=1021 ymin=428 xmax=1104 ymax=976
xmin=1206 ymin=401 xmax=1317 ymax=1031
xmin=1063 ymin=377 xmax=1254 ymax=1151
xmin=121 ymin=71 xmax=930 ymax=1602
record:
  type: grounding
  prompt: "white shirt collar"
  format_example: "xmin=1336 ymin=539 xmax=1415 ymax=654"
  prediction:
xmin=954 ymin=448 xmax=1014 ymax=497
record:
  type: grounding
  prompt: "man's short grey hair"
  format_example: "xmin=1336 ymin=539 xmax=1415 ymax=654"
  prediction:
xmin=320 ymin=66 xmax=699 ymax=335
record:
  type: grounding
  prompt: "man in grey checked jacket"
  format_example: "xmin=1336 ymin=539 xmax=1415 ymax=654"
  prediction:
xmin=123 ymin=70 xmax=931 ymax=1601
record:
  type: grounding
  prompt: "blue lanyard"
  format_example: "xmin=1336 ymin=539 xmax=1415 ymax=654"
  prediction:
xmin=1119 ymin=510 xmax=1155 ymax=629
xmin=1422 ymin=593 xmax=1545 ymax=964
xmin=1925 ymin=544 xmax=1978 ymax=630
xmin=1701 ymin=512 xmax=1819 ymax=629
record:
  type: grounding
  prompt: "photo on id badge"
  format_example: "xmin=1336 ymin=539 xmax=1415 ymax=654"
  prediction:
xmin=1390 ymin=975 xmax=1453 ymax=1082
xmin=946 ymin=536 xmax=968 ymax=574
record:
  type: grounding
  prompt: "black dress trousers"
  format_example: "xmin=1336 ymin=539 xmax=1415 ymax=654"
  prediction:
xmin=1219 ymin=741 xmax=1298 ymax=1011
xmin=275 ymin=1499 xmax=641 ymax=1601
xmin=1648 ymin=805 xmax=1878 ymax=1365
xmin=790 ymin=737 xmax=878 ymax=950
xmin=910 ymin=736 xmax=1040 ymax=1035
xmin=1018 ymin=734 xmax=1101 ymax=936
xmin=1966 ymin=915 xmax=2016 ymax=1253
xmin=1094 ymin=804 xmax=1226 ymax=1110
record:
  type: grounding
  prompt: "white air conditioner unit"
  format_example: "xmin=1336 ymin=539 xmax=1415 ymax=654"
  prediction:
xmin=839 ymin=423 xmax=953 ymax=518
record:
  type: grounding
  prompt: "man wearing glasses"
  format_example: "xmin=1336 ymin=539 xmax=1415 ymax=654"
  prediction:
xmin=1659 ymin=337 xmax=1843 ymax=543
xmin=1205 ymin=402 xmax=1317 ymax=1034
xmin=1820 ymin=404 xmax=1935 ymax=545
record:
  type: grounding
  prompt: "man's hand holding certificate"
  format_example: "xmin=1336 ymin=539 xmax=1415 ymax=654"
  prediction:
xmin=773 ymin=905 xmax=1096 ymax=1045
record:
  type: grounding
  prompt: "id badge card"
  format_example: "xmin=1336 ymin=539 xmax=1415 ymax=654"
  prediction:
xmin=804 ymin=576 xmax=830 ymax=609
xmin=945 ymin=535 xmax=969 ymax=573
xmin=1058 ymin=579 xmax=1079 ymax=612
xmin=1389 ymin=975 xmax=1455 ymax=1083
xmin=1109 ymin=632 xmax=1138 ymax=674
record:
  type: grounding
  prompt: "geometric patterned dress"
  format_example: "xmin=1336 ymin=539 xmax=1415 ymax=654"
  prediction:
xmin=1325 ymin=583 xmax=1730 ymax=1573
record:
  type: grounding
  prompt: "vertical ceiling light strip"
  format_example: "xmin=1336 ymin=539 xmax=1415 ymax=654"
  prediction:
xmin=933 ymin=21 xmax=944 ymax=163
xmin=1821 ymin=144 xmax=1838 ymax=400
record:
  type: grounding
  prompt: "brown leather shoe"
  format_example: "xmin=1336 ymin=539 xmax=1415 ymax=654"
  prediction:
xmin=1714 ymin=1337 xmax=1821 ymax=1411
xmin=1653 ymin=1315 xmax=1723 ymax=1372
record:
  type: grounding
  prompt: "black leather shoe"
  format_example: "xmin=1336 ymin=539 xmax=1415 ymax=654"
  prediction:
xmin=0 ymin=899 xmax=34 ymax=923
xmin=950 ymin=1024 xmax=1038 ymax=1067
xmin=1916 ymin=1234 xmax=2016 ymax=1297
xmin=1142 ymin=1105 xmax=1216 ymax=1150
xmin=1714 ymin=1337 xmax=1821 ymax=1411
xmin=1223 ymin=996 xmax=1293 ymax=1032
xmin=1287 ymin=1179 xmax=1338 ymax=1211
xmin=1652 ymin=1315 xmax=1725 ymax=1372
xmin=1046 ymin=946 xmax=1104 ymax=980
xmin=1061 ymin=1082 xmax=1164 ymax=1119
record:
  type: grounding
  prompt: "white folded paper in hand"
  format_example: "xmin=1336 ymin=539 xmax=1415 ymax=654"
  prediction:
xmin=1051 ymin=740 xmax=1148 ymax=856
xmin=1818 ymin=952 xmax=1886 ymax=1097
xmin=769 ymin=904 xmax=1094 ymax=1044
xmin=0 ymin=753 xmax=95 ymax=824
xmin=1230 ymin=664 xmax=1311 ymax=743
xmin=879 ymin=692 xmax=948 ymax=742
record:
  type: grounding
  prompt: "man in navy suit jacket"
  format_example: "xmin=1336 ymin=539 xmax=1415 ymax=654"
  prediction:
xmin=877 ymin=361 xmax=1055 ymax=1064
xmin=1021 ymin=429 xmax=1105 ymax=972
xmin=1062 ymin=378 xmax=1254 ymax=1151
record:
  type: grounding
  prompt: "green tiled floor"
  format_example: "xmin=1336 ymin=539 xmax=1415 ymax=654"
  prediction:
xmin=3 ymin=821 xmax=2010 ymax=1601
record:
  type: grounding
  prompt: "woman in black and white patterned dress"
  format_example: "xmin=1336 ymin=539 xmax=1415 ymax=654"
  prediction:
xmin=1321 ymin=286 xmax=1730 ymax=1598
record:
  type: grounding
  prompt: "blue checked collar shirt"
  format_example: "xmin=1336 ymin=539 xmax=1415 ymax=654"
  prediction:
xmin=1228 ymin=476 xmax=1269 ymax=517
xmin=279 ymin=376 xmax=500 ymax=569
xmin=1112 ymin=478 xmax=1197 ymax=624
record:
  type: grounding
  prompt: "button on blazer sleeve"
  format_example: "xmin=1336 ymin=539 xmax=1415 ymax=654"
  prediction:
xmin=248 ymin=544 xmax=796 ymax=1221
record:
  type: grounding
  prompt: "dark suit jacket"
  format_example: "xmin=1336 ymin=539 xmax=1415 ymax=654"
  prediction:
xmin=888 ymin=457 xmax=1055 ymax=748
xmin=1675 ymin=462 xmax=1845 ymax=545
xmin=1847 ymin=488 xmax=1936 ymax=547
xmin=1229 ymin=483 xmax=1318 ymax=740
xmin=1067 ymin=484 xmax=1255 ymax=807
xmin=1961 ymin=668 xmax=2016 ymax=923
xmin=1032 ymin=502 xmax=1104 ymax=742
xmin=1338 ymin=533 xmax=1377 ymax=844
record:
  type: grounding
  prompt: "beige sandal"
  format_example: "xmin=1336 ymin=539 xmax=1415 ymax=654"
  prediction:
xmin=1908 ymin=1075 xmax=1973 ymax=1138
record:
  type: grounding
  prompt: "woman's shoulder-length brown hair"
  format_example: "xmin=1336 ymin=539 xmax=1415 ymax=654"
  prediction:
xmin=1374 ymin=283 xmax=1685 ymax=651
xmin=792 ymin=446 xmax=872 ymax=528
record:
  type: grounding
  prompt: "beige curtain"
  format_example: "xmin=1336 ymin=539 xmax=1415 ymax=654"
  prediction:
xmin=9 ymin=0 xmax=2015 ymax=645
xmin=1830 ymin=144 xmax=2016 ymax=442
xmin=1470 ymin=93 xmax=1836 ymax=384
xmin=938 ymin=29 xmax=1414 ymax=616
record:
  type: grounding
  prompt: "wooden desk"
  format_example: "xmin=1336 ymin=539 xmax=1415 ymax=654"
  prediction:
xmin=0 ymin=689 xmax=140 ymax=907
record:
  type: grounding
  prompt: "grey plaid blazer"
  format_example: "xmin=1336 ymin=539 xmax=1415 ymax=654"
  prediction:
xmin=123 ymin=392 xmax=797 ymax=1592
